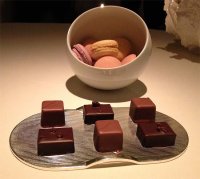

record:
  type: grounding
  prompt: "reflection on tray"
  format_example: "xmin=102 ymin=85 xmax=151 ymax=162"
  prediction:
xmin=9 ymin=107 xmax=188 ymax=170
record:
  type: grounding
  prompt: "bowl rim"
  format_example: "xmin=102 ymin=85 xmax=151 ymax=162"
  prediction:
xmin=66 ymin=5 xmax=151 ymax=71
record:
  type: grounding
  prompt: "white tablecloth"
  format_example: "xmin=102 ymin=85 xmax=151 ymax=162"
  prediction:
xmin=0 ymin=23 xmax=200 ymax=179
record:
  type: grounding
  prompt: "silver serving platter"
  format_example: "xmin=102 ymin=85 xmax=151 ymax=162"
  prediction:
xmin=9 ymin=107 xmax=189 ymax=170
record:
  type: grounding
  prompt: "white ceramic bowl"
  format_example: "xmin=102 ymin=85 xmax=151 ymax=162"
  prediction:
xmin=66 ymin=6 xmax=152 ymax=90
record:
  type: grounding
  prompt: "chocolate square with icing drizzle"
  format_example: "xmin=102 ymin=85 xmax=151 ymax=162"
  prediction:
xmin=136 ymin=122 xmax=176 ymax=147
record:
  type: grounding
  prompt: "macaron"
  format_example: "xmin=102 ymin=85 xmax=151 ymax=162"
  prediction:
xmin=72 ymin=44 xmax=92 ymax=65
xmin=82 ymin=38 xmax=96 ymax=57
xmin=114 ymin=37 xmax=132 ymax=61
xmin=91 ymin=40 xmax=119 ymax=60
xmin=94 ymin=56 xmax=121 ymax=68
xmin=121 ymin=54 xmax=137 ymax=65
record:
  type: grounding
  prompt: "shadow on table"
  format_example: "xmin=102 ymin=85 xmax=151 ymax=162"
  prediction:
xmin=158 ymin=40 xmax=200 ymax=63
xmin=66 ymin=76 xmax=147 ymax=103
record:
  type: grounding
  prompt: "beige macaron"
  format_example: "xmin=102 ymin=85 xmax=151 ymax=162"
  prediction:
xmin=91 ymin=40 xmax=119 ymax=60
xmin=114 ymin=37 xmax=132 ymax=61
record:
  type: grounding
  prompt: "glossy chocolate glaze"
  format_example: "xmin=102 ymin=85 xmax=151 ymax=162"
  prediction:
xmin=136 ymin=122 xmax=176 ymax=147
xmin=41 ymin=100 xmax=65 ymax=127
xmin=129 ymin=98 xmax=156 ymax=123
xmin=37 ymin=127 xmax=75 ymax=156
xmin=83 ymin=101 xmax=114 ymax=124
xmin=93 ymin=120 xmax=123 ymax=152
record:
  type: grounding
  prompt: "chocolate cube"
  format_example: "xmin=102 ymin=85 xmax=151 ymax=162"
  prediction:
xmin=41 ymin=100 xmax=65 ymax=127
xmin=136 ymin=122 xmax=176 ymax=147
xmin=94 ymin=120 xmax=123 ymax=152
xmin=37 ymin=127 xmax=75 ymax=156
xmin=129 ymin=98 xmax=156 ymax=123
xmin=83 ymin=101 xmax=114 ymax=124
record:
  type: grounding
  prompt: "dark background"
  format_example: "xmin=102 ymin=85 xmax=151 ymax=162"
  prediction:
xmin=0 ymin=0 xmax=166 ymax=29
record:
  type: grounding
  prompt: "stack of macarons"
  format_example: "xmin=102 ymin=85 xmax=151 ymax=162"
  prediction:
xmin=71 ymin=37 xmax=137 ymax=68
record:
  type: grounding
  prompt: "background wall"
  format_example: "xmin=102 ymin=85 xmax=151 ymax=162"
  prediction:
xmin=0 ymin=0 xmax=166 ymax=29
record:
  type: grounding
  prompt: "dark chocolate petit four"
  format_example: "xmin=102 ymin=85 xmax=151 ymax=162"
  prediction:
xmin=136 ymin=122 xmax=176 ymax=147
xmin=129 ymin=98 xmax=156 ymax=123
xmin=94 ymin=120 xmax=123 ymax=152
xmin=83 ymin=101 xmax=114 ymax=124
xmin=41 ymin=100 xmax=65 ymax=127
xmin=37 ymin=127 xmax=75 ymax=156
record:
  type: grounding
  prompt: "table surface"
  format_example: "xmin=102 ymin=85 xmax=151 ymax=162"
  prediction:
xmin=0 ymin=23 xmax=200 ymax=179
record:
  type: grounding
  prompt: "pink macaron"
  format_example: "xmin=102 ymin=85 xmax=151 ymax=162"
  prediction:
xmin=121 ymin=54 xmax=136 ymax=65
xmin=94 ymin=56 xmax=121 ymax=68
xmin=72 ymin=44 xmax=92 ymax=66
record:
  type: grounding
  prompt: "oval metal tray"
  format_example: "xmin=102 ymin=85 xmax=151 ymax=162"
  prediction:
xmin=9 ymin=107 xmax=189 ymax=170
